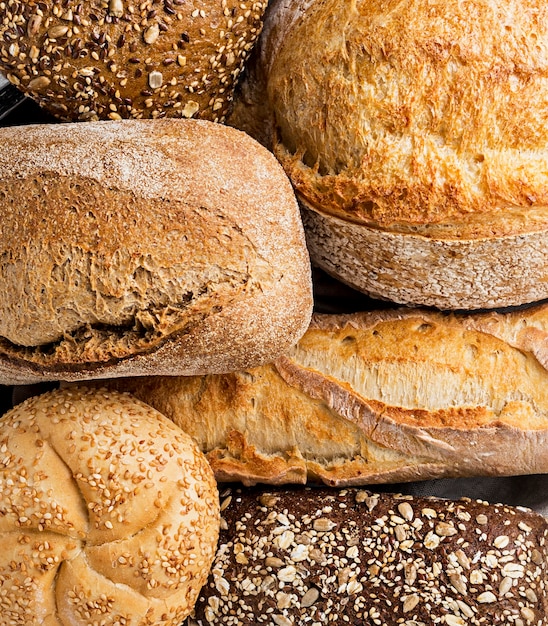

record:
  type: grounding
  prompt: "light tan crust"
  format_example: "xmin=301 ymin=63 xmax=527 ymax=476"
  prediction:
xmin=102 ymin=303 xmax=548 ymax=486
xmin=231 ymin=0 xmax=548 ymax=309
xmin=0 ymin=119 xmax=313 ymax=384
xmin=0 ymin=0 xmax=267 ymax=122
xmin=189 ymin=486 xmax=548 ymax=625
xmin=0 ymin=386 xmax=220 ymax=625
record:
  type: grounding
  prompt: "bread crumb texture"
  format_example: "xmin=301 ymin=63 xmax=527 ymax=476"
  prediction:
xmin=0 ymin=385 xmax=220 ymax=625
xmin=262 ymin=0 xmax=548 ymax=228
xmin=188 ymin=486 xmax=548 ymax=626
xmin=0 ymin=0 xmax=267 ymax=121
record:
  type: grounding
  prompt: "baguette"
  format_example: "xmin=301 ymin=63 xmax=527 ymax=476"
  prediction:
xmin=103 ymin=304 xmax=548 ymax=485
xmin=230 ymin=0 xmax=548 ymax=309
xmin=0 ymin=119 xmax=313 ymax=384
xmin=188 ymin=486 xmax=548 ymax=625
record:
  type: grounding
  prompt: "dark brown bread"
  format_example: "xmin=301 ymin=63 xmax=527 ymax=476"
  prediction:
xmin=0 ymin=0 xmax=266 ymax=122
xmin=189 ymin=486 xmax=548 ymax=626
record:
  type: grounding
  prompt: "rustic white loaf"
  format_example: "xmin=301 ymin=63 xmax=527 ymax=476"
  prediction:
xmin=103 ymin=304 xmax=548 ymax=485
xmin=0 ymin=385 xmax=220 ymax=625
xmin=230 ymin=0 xmax=548 ymax=309
xmin=0 ymin=118 xmax=313 ymax=384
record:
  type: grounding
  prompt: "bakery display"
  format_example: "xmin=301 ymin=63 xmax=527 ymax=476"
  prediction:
xmin=97 ymin=304 xmax=548 ymax=485
xmin=230 ymin=0 xmax=548 ymax=310
xmin=0 ymin=118 xmax=313 ymax=384
xmin=189 ymin=486 xmax=548 ymax=625
xmin=0 ymin=0 xmax=267 ymax=122
xmin=0 ymin=385 xmax=220 ymax=625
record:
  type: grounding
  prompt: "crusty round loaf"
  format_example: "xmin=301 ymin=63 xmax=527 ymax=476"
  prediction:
xmin=0 ymin=385 xmax=220 ymax=625
xmin=0 ymin=0 xmax=266 ymax=122
xmin=0 ymin=118 xmax=313 ymax=384
xmin=232 ymin=0 xmax=548 ymax=309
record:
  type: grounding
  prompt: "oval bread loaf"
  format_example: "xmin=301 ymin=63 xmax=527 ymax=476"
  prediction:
xmin=188 ymin=486 xmax=548 ymax=625
xmin=231 ymin=0 xmax=548 ymax=309
xmin=0 ymin=385 xmax=220 ymax=625
xmin=0 ymin=118 xmax=313 ymax=384
xmin=0 ymin=0 xmax=267 ymax=122
xmin=102 ymin=303 xmax=548 ymax=485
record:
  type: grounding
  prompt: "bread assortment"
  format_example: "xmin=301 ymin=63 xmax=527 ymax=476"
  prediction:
xmin=230 ymin=0 xmax=548 ymax=309
xmin=189 ymin=486 xmax=548 ymax=625
xmin=0 ymin=0 xmax=548 ymax=623
xmin=0 ymin=0 xmax=267 ymax=122
xmin=0 ymin=118 xmax=313 ymax=384
xmin=0 ymin=385 xmax=220 ymax=625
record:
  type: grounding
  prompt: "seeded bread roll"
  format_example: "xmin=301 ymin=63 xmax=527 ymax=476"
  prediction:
xmin=0 ymin=0 xmax=266 ymax=122
xmin=101 ymin=304 xmax=548 ymax=485
xmin=231 ymin=0 xmax=548 ymax=310
xmin=0 ymin=385 xmax=220 ymax=625
xmin=0 ymin=118 xmax=313 ymax=384
xmin=188 ymin=486 xmax=548 ymax=626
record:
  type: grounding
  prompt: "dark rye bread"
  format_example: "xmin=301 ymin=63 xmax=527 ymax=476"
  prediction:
xmin=188 ymin=486 xmax=548 ymax=626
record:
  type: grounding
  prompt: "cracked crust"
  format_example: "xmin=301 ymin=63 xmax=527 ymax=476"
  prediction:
xmin=0 ymin=118 xmax=313 ymax=383
xmin=101 ymin=304 xmax=548 ymax=485
xmin=230 ymin=0 xmax=548 ymax=309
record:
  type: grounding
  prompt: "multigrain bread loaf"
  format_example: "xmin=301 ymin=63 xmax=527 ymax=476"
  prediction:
xmin=230 ymin=0 xmax=548 ymax=309
xmin=102 ymin=305 xmax=548 ymax=485
xmin=188 ymin=486 xmax=548 ymax=626
xmin=0 ymin=119 xmax=313 ymax=384
xmin=0 ymin=0 xmax=267 ymax=122
xmin=0 ymin=385 xmax=220 ymax=625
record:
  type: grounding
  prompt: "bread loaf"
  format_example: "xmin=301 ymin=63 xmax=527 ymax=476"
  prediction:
xmin=102 ymin=304 xmax=548 ymax=485
xmin=0 ymin=118 xmax=313 ymax=384
xmin=230 ymin=0 xmax=548 ymax=309
xmin=0 ymin=0 xmax=267 ymax=122
xmin=0 ymin=385 xmax=220 ymax=625
xmin=188 ymin=486 xmax=548 ymax=625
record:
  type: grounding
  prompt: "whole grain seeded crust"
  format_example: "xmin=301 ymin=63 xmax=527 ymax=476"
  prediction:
xmin=188 ymin=486 xmax=548 ymax=626
xmin=0 ymin=0 xmax=266 ymax=122
xmin=0 ymin=385 xmax=220 ymax=625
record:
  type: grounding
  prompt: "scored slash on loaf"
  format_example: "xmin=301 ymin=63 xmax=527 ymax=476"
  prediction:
xmin=100 ymin=304 xmax=548 ymax=485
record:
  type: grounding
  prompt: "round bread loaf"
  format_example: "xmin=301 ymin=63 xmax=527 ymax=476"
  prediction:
xmin=0 ymin=0 xmax=266 ymax=122
xmin=0 ymin=118 xmax=313 ymax=384
xmin=233 ymin=0 xmax=548 ymax=310
xmin=0 ymin=385 xmax=220 ymax=625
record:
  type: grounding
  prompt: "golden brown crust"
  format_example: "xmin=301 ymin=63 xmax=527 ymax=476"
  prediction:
xmin=0 ymin=386 xmax=220 ymax=625
xmin=0 ymin=119 xmax=313 ymax=383
xmin=101 ymin=304 xmax=548 ymax=486
xmin=230 ymin=0 xmax=548 ymax=309
xmin=0 ymin=0 xmax=267 ymax=122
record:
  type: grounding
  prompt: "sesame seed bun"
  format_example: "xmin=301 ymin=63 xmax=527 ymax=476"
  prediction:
xmin=0 ymin=385 xmax=220 ymax=625
xmin=0 ymin=0 xmax=266 ymax=122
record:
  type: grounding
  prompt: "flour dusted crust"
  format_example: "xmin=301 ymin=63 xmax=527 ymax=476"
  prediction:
xmin=0 ymin=386 xmax=220 ymax=625
xmin=232 ymin=0 xmax=548 ymax=309
xmin=0 ymin=119 xmax=313 ymax=384
xmin=189 ymin=486 xmax=548 ymax=626
xmin=102 ymin=304 xmax=548 ymax=486
xmin=0 ymin=0 xmax=267 ymax=122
